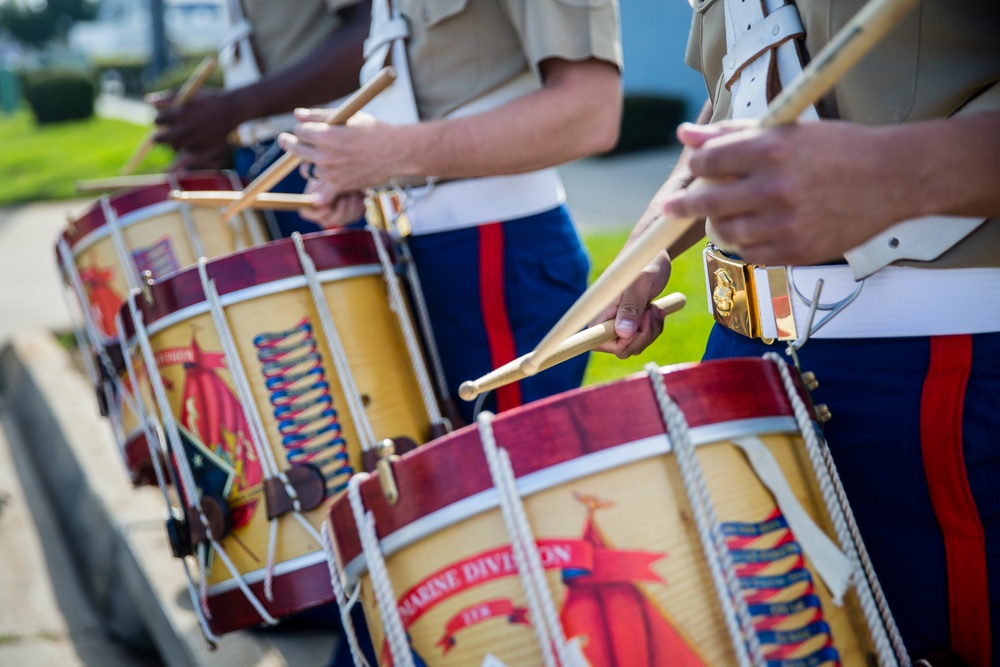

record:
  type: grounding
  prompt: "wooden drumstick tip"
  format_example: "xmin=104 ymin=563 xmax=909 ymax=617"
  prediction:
xmin=458 ymin=381 xmax=478 ymax=402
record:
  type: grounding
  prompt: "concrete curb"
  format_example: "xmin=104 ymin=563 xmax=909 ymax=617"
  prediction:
xmin=0 ymin=332 xmax=336 ymax=667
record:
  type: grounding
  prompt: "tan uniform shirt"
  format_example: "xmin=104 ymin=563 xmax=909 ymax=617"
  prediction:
xmin=685 ymin=0 xmax=1000 ymax=267
xmin=396 ymin=0 xmax=623 ymax=120
xmin=243 ymin=0 xmax=359 ymax=73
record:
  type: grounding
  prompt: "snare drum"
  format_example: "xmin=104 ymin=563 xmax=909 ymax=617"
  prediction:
xmin=56 ymin=170 xmax=269 ymax=485
xmin=119 ymin=228 xmax=446 ymax=636
xmin=327 ymin=357 xmax=902 ymax=667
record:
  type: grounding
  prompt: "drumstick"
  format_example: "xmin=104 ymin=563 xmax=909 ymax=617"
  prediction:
xmin=169 ymin=190 xmax=317 ymax=211
xmin=221 ymin=67 xmax=397 ymax=221
xmin=459 ymin=292 xmax=686 ymax=401
xmin=76 ymin=174 xmax=173 ymax=193
xmin=121 ymin=56 xmax=218 ymax=176
xmin=519 ymin=0 xmax=919 ymax=377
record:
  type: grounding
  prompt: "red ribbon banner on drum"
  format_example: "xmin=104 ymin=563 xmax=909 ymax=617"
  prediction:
xmin=436 ymin=599 xmax=531 ymax=655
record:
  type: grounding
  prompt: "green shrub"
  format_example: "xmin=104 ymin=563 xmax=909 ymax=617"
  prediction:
xmin=144 ymin=53 xmax=224 ymax=95
xmin=23 ymin=69 xmax=96 ymax=124
xmin=605 ymin=93 xmax=688 ymax=156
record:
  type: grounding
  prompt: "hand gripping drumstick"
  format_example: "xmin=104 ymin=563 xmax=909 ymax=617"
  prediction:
xmin=460 ymin=292 xmax=686 ymax=401
xmin=519 ymin=0 xmax=919 ymax=377
xmin=121 ymin=56 xmax=218 ymax=176
xmin=169 ymin=190 xmax=316 ymax=211
xmin=221 ymin=67 xmax=397 ymax=221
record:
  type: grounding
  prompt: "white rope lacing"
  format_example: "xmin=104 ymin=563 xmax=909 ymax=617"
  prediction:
xmin=170 ymin=172 xmax=210 ymax=261
xmin=764 ymin=352 xmax=906 ymax=666
xmin=367 ymin=228 xmax=443 ymax=426
xmin=292 ymin=233 xmax=378 ymax=452
xmin=477 ymin=411 xmax=579 ymax=667
xmin=645 ymin=364 xmax=764 ymax=667
xmin=128 ymin=294 xmax=279 ymax=634
xmin=322 ymin=521 xmax=371 ymax=667
xmin=347 ymin=473 xmax=414 ymax=667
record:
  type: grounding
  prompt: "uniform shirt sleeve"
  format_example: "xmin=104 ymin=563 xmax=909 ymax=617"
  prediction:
xmin=502 ymin=0 xmax=623 ymax=74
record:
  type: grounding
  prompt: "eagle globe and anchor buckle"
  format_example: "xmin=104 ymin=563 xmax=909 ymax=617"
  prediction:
xmin=704 ymin=245 xmax=799 ymax=342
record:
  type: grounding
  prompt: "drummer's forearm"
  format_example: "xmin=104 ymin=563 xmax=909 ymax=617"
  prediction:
xmin=391 ymin=58 xmax=622 ymax=179
xmin=227 ymin=2 xmax=369 ymax=125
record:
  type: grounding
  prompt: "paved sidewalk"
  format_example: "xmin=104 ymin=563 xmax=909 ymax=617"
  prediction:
xmin=0 ymin=199 xmax=91 ymax=346
xmin=0 ymin=398 xmax=161 ymax=667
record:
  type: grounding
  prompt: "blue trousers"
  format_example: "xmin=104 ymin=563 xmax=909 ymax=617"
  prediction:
xmin=704 ymin=325 xmax=1000 ymax=665
xmin=407 ymin=206 xmax=591 ymax=425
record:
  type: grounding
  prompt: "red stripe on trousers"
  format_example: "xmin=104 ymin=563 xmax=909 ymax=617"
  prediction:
xmin=478 ymin=223 xmax=522 ymax=412
xmin=920 ymin=334 xmax=990 ymax=665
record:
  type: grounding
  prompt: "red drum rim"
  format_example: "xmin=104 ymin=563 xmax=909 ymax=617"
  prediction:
xmin=206 ymin=558 xmax=334 ymax=635
xmin=117 ymin=228 xmax=391 ymax=340
xmin=329 ymin=357 xmax=807 ymax=567
xmin=63 ymin=171 xmax=240 ymax=248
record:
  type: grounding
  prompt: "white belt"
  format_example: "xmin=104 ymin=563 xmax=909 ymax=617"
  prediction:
xmin=403 ymin=168 xmax=566 ymax=236
xmin=704 ymin=248 xmax=1000 ymax=339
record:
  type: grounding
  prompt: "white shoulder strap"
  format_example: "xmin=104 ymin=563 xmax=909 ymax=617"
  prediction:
xmin=723 ymin=0 xmax=816 ymax=121
xmin=360 ymin=0 xmax=420 ymax=125
xmin=218 ymin=0 xmax=261 ymax=90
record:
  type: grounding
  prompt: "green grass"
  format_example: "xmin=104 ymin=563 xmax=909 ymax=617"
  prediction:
xmin=580 ymin=229 xmax=712 ymax=386
xmin=0 ymin=108 xmax=172 ymax=204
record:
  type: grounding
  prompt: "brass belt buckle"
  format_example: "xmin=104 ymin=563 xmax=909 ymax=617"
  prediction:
xmin=364 ymin=188 xmax=412 ymax=238
xmin=705 ymin=246 xmax=761 ymax=338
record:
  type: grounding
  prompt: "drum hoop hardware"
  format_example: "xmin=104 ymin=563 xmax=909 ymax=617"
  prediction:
xmin=140 ymin=270 xmax=155 ymax=307
xmin=375 ymin=439 xmax=401 ymax=505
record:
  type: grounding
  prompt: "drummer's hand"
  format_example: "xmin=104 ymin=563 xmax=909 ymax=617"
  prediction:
xmin=169 ymin=145 xmax=231 ymax=173
xmin=298 ymin=179 xmax=367 ymax=228
xmin=592 ymin=249 xmax=672 ymax=359
xmin=278 ymin=109 xmax=399 ymax=194
xmin=152 ymin=88 xmax=242 ymax=154
xmin=664 ymin=120 xmax=908 ymax=266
